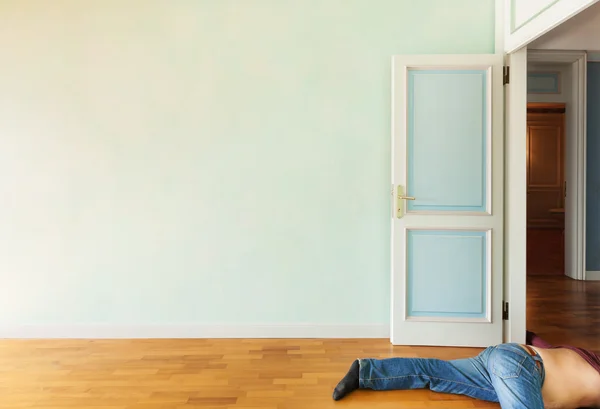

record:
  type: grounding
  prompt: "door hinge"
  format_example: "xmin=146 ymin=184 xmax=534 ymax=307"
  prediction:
xmin=502 ymin=301 xmax=509 ymax=320
xmin=503 ymin=66 xmax=510 ymax=85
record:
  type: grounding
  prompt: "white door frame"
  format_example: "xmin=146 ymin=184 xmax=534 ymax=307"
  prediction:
xmin=526 ymin=49 xmax=587 ymax=281
xmin=504 ymin=47 xmax=528 ymax=344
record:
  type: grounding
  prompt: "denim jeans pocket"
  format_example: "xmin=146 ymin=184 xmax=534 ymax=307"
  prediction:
xmin=490 ymin=345 xmax=528 ymax=379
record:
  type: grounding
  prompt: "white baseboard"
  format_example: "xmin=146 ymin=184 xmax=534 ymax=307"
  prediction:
xmin=0 ymin=324 xmax=389 ymax=339
xmin=586 ymin=271 xmax=600 ymax=281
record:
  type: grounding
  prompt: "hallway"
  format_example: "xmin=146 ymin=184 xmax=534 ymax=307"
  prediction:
xmin=527 ymin=275 xmax=600 ymax=352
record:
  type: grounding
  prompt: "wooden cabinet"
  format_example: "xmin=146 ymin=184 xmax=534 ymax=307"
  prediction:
xmin=526 ymin=107 xmax=565 ymax=229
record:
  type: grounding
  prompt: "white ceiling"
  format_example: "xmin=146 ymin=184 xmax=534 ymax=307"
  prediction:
xmin=529 ymin=1 xmax=600 ymax=51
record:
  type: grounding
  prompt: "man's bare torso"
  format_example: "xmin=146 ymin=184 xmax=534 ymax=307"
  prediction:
xmin=530 ymin=345 xmax=600 ymax=409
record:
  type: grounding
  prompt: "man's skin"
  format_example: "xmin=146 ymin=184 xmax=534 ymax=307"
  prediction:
xmin=531 ymin=345 xmax=600 ymax=409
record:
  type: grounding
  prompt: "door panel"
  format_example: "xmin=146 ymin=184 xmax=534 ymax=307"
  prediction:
xmin=406 ymin=229 xmax=490 ymax=321
xmin=528 ymin=126 xmax=561 ymax=186
xmin=512 ymin=0 xmax=560 ymax=33
xmin=391 ymin=54 xmax=503 ymax=347
xmin=526 ymin=112 xmax=564 ymax=228
xmin=505 ymin=0 xmax=599 ymax=53
xmin=407 ymin=70 xmax=488 ymax=213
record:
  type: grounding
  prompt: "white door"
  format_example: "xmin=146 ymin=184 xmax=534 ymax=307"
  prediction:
xmin=505 ymin=0 xmax=600 ymax=53
xmin=503 ymin=49 xmax=528 ymax=345
xmin=391 ymin=54 xmax=504 ymax=347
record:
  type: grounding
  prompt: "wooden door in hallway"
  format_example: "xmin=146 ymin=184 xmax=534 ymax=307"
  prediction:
xmin=527 ymin=104 xmax=565 ymax=228
xmin=526 ymin=103 xmax=565 ymax=276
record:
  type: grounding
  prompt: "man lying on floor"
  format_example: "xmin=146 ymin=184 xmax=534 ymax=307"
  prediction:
xmin=332 ymin=331 xmax=600 ymax=409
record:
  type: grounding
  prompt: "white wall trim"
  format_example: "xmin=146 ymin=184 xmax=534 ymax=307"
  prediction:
xmin=586 ymin=271 xmax=600 ymax=280
xmin=0 ymin=324 xmax=389 ymax=339
xmin=576 ymin=53 xmax=588 ymax=281
xmin=496 ymin=0 xmax=505 ymax=54
xmin=588 ymin=51 xmax=600 ymax=62
xmin=528 ymin=49 xmax=587 ymax=63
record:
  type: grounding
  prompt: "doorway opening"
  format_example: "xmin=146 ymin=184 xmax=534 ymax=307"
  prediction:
xmin=519 ymin=50 xmax=589 ymax=346
xmin=504 ymin=48 xmax=589 ymax=343
xmin=525 ymin=50 xmax=587 ymax=282
xmin=503 ymin=0 xmax=600 ymax=346
xmin=526 ymin=102 xmax=565 ymax=276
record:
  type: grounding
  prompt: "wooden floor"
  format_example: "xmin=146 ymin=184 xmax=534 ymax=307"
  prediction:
xmin=1 ymin=276 xmax=598 ymax=409
xmin=526 ymin=275 xmax=600 ymax=352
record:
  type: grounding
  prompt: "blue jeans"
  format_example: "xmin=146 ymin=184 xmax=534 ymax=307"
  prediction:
xmin=359 ymin=343 xmax=545 ymax=409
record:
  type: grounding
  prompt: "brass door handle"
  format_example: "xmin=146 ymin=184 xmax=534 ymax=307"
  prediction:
xmin=396 ymin=186 xmax=415 ymax=219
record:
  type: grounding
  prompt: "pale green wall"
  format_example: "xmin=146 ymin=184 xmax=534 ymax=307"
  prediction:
xmin=0 ymin=0 xmax=494 ymax=327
